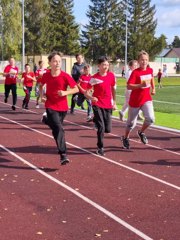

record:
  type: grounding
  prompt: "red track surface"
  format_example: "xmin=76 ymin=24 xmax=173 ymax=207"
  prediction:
xmin=0 ymin=94 xmax=180 ymax=240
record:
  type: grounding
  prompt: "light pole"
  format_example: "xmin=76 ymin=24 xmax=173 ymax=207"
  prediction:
xmin=22 ymin=0 xmax=25 ymax=71
xmin=0 ymin=6 xmax=3 ymax=61
xmin=125 ymin=0 xmax=128 ymax=71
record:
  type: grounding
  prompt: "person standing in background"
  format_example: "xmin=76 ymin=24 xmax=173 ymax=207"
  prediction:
xmin=3 ymin=57 xmax=19 ymax=110
xmin=70 ymin=54 xmax=86 ymax=114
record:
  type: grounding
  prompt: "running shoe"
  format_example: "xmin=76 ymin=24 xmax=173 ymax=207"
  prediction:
xmin=96 ymin=148 xmax=105 ymax=156
xmin=86 ymin=116 xmax=93 ymax=122
xmin=121 ymin=136 xmax=130 ymax=149
xmin=4 ymin=98 xmax=7 ymax=103
xmin=36 ymin=104 xmax=40 ymax=109
xmin=60 ymin=154 xmax=69 ymax=165
xmin=137 ymin=130 xmax=148 ymax=144
xmin=41 ymin=112 xmax=48 ymax=125
xmin=12 ymin=105 xmax=16 ymax=111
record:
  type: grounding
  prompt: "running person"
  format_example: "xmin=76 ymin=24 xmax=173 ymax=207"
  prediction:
xmin=21 ymin=64 xmax=36 ymax=109
xmin=41 ymin=51 xmax=79 ymax=165
xmin=3 ymin=57 xmax=19 ymax=110
xmin=119 ymin=60 xmax=143 ymax=121
xmin=35 ymin=60 xmax=48 ymax=108
xmin=70 ymin=53 xmax=85 ymax=114
xmin=121 ymin=50 xmax=156 ymax=149
xmin=85 ymin=56 xmax=117 ymax=156
xmin=77 ymin=64 xmax=93 ymax=122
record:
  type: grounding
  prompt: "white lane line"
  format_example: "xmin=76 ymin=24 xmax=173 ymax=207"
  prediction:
xmin=65 ymin=119 xmax=180 ymax=157
xmin=0 ymin=115 xmax=179 ymax=191
xmin=0 ymin=144 xmax=153 ymax=240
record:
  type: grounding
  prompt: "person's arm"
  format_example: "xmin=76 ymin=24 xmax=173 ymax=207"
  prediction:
xmin=111 ymin=85 xmax=117 ymax=110
xmin=151 ymin=76 xmax=156 ymax=95
xmin=84 ymin=88 xmax=98 ymax=102
xmin=58 ymin=85 xmax=79 ymax=97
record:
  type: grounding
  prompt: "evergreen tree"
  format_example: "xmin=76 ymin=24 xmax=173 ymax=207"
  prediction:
xmin=81 ymin=0 xmax=125 ymax=62
xmin=127 ymin=0 xmax=165 ymax=60
xmin=0 ymin=0 xmax=22 ymax=60
xmin=24 ymin=0 xmax=50 ymax=55
xmin=48 ymin=0 xmax=80 ymax=55
xmin=172 ymin=36 xmax=180 ymax=48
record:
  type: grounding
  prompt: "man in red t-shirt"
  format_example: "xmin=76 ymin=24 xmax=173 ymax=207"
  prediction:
xmin=41 ymin=51 xmax=79 ymax=165
xmin=85 ymin=56 xmax=117 ymax=156
xmin=122 ymin=50 xmax=156 ymax=149
xmin=3 ymin=57 xmax=19 ymax=110
xmin=21 ymin=64 xmax=36 ymax=109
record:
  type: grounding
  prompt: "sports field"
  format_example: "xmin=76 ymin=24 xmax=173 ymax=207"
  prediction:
xmin=0 ymin=76 xmax=180 ymax=129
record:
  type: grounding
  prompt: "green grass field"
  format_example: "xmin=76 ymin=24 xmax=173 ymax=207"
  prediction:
xmin=0 ymin=76 xmax=180 ymax=130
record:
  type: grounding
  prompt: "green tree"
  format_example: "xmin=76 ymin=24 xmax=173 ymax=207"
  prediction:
xmin=127 ymin=0 xmax=165 ymax=60
xmin=81 ymin=0 xmax=125 ymax=62
xmin=48 ymin=0 xmax=80 ymax=54
xmin=24 ymin=0 xmax=50 ymax=55
xmin=172 ymin=36 xmax=180 ymax=48
xmin=0 ymin=0 xmax=22 ymax=60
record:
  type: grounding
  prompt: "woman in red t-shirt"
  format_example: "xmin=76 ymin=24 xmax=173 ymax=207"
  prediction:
xmin=41 ymin=52 xmax=79 ymax=165
xmin=21 ymin=64 xmax=36 ymax=109
xmin=122 ymin=50 xmax=156 ymax=149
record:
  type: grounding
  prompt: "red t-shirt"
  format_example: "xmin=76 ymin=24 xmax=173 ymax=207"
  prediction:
xmin=128 ymin=67 xmax=153 ymax=107
xmin=35 ymin=68 xmax=48 ymax=84
xmin=4 ymin=65 xmax=19 ymax=85
xmin=22 ymin=72 xmax=35 ymax=87
xmin=78 ymin=74 xmax=91 ymax=93
xmin=87 ymin=71 xmax=116 ymax=109
xmin=41 ymin=71 xmax=77 ymax=111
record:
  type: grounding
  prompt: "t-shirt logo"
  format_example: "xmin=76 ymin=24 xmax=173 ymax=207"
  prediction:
xmin=89 ymin=78 xmax=103 ymax=86
xmin=140 ymin=74 xmax=151 ymax=88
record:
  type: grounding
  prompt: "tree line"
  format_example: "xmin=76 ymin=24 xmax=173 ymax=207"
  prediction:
xmin=0 ymin=0 xmax=179 ymax=63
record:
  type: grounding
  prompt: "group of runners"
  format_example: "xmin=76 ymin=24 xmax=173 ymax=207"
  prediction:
xmin=2 ymin=50 xmax=155 ymax=165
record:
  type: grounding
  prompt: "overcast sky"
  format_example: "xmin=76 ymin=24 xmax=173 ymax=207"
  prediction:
xmin=73 ymin=0 xmax=180 ymax=44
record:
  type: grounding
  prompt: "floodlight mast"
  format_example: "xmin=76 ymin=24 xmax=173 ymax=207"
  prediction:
xmin=22 ymin=0 xmax=25 ymax=71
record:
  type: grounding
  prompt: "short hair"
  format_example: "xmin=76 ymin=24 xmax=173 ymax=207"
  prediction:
xmin=25 ymin=63 xmax=30 ymax=67
xmin=97 ymin=56 xmax=108 ymax=65
xmin=83 ymin=64 xmax=90 ymax=70
xmin=48 ymin=51 xmax=63 ymax=62
xmin=128 ymin=60 xmax=137 ymax=67
xmin=137 ymin=50 xmax=149 ymax=60
xmin=75 ymin=53 xmax=83 ymax=59
xmin=38 ymin=60 xmax=43 ymax=65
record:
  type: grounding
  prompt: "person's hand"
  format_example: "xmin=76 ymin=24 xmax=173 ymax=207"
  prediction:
xmin=113 ymin=103 xmax=118 ymax=111
xmin=151 ymin=89 xmax=156 ymax=95
xmin=58 ymin=90 xmax=66 ymax=97
xmin=91 ymin=97 xmax=98 ymax=102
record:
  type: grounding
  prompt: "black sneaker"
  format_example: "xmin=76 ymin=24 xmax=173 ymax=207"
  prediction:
xmin=137 ymin=130 xmax=148 ymax=144
xmin=60 ymin=154 xmax=69 ymax=165
xmin=25 ymin=106 xmax=29 ymax=110
xmin=12 ymin=105 xmax=16 ymax=111
xmin=4 ymin=98 xmax=8 ymax=103
xmin=96 ymin=148 xmax=105 ymax=156
xmin=121 ymin=136 xmax=130 ymax=149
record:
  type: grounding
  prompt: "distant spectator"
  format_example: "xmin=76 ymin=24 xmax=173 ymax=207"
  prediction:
xmin=162 ymin=64 xmax=167 ymax=77
xmin=121 ymin=66 xmax=125 ymax=77
xmin=157 ymin=69 xmax=163 ymax=88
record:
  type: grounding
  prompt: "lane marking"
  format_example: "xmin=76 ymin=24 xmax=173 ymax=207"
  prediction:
xmin=0 ymin=144 xmax=153 ymax=240
xmin=0 ymin=115 xmax=179 ymax=191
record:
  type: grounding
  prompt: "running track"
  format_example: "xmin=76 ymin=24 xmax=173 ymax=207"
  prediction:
xmin=0 ymin=94 xmax=180 ymax=240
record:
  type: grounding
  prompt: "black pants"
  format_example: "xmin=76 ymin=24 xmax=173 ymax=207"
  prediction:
xmin=77 ymin=93 xmax=92 ymax=116
xmin=93 ymin=106 xmax=112 ymax=149
xmin=70 ymin=93 xmax=78 ymax=113
xmin=23 ymin=86 xmax=32 ymax=107
xmin=46 ymin=108 xmax=67 ymax=155
xmin=4 ymin=84 xmax=17 ymax=106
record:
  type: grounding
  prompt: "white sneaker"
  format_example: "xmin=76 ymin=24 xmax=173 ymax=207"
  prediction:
xmin=86 ymin=116 xmax=93 ymax=122
xmin=36 ymin=104 xmax=40 ymax=109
